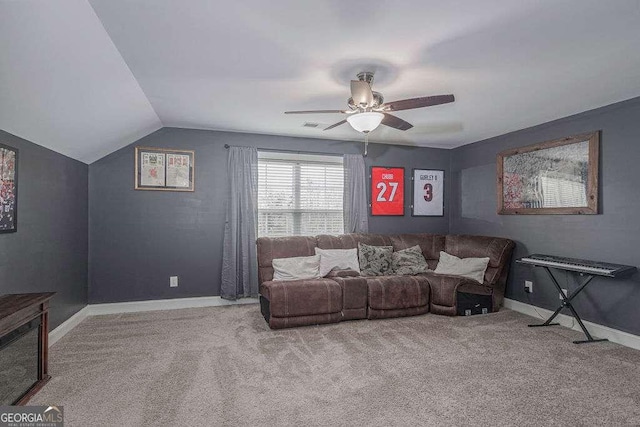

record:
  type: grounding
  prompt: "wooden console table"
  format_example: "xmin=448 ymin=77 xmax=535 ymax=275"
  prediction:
xmin=0 ymin=292 xmax=55 ymax=405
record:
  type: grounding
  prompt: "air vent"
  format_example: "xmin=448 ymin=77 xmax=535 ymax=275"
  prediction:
xmin=303 ymin=122 xmax=319 ymax=128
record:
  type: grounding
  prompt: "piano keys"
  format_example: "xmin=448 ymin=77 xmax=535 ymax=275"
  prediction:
xmin=517 ymin=254 xmax=636 ymax=277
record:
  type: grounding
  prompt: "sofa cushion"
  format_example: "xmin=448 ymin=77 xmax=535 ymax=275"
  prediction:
xmin=272 ymin=255 xmax=321 ymax=281
xmin=326 ymin=269 xmax=360 ymax=278
xmin=260 ymin=279 xmax=342 ymax=317
xmin=367 ymin=275 xmax=430 ymax=310
xmin=358 ymin=243 xmax=393 ymax=276
xmin=434 ymin=251 xmax=490 ymax=283
xmin=445 ymin=235 xmax=512 ymax=268
xmin=390 ymin=234 xmax=446 ymax=270
xmin=391 ymin=245 xmax=430 ymax=275
xmin=316 ymin=233 xmax=393 ymax=250
xmin=314 ymin=247 xmax=360 ymax=277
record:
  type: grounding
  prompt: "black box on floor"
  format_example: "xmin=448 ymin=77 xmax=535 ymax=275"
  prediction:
xmin=456 ymin=292 xmax=493 ymax=316
xmin=260 ymin=295 xmax=271 ymax=322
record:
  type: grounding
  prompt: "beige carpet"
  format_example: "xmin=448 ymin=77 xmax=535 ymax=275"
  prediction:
xmin=31 ymin=305 xmax=640 ymax=426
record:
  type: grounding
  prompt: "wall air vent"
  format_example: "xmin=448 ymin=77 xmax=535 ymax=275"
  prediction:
xmin=302 ymin=122 xmax=319 ymax=128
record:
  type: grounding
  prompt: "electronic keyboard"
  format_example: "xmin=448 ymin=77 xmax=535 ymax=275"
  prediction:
xmin=517 ymin=254 xmax=636 ymax=277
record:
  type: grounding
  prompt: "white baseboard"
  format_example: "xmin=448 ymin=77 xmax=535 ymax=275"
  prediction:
xmin=87 ymin=296 xmax=258 ymax=316
xmin=503 ymin=298 xmax=640 ymax=351
xmin=49 ymin=306 xmax=91 ymax=346
xmin=48 ymin=296 xmax=258 ymax=346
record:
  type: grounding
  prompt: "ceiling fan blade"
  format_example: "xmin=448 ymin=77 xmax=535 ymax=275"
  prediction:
xmin=350 ymin=80 xmax=373 ymax=107
xmin=383 ymin=94 xmax=455 ymax=112
xmin=324 ymin=119 xmax=347 ymax=131
xmin=285 ymin=109 xmax=347 ymax=114
xmin=382 ymin=113 xmax=413 ymax=131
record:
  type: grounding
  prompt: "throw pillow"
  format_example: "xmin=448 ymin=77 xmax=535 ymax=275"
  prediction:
xmin=314 ymin=247 xmax=360 ymax=277
xmin=434 ymin=251 xmax=490 ymax=283
xmin=358 ymin=243 xmax=393 ymax=276
xmin=272 ymin=255 xmax=321 ymax=281
xmin=391 ymin=245 xmax=430 ymax=275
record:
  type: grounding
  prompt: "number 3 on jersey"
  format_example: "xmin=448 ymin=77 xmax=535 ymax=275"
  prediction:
xmin=423 ymin=183 xmax=433 ymax=202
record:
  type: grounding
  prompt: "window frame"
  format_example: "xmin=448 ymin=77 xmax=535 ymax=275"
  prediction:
xmin=257 ymin=151 xmax=344 ymax=237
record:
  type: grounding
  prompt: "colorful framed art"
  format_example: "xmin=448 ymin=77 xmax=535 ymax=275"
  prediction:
xmin=0 ymin=143 xmax=17 ymax=233
xmin=135 ymin=147 xmax=195 ymax=192
xmin=370 ymin=166 xmax=404 ymax=216
xmin=412 ymin=169 xmax=444 ymax=217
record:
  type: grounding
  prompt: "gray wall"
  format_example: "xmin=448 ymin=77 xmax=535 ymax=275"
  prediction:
xmin=89 ymin=128 xmax=450 ymax=303
xmin=450 ymin=97 xmax=640 ymax=336
xmin=0 ymin=130 xmax=88 ymax=329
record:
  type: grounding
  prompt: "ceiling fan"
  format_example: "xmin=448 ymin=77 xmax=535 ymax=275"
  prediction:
xmin=285 ymin=71 xmax=455 ymax=133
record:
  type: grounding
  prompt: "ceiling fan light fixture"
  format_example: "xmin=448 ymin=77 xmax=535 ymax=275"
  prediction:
xmin=347 ymin=112 xmax=384 ymax=133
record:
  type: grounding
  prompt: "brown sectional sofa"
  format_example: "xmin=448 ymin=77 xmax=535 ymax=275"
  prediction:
xmin=257 ymin=233 xmax=514 ymax=329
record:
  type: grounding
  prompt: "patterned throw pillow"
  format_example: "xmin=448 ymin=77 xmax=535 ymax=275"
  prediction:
xmin=358 ymin=243 xmax=393 ymax=276
xmin=391 ymin=245 xmax=430 ymax=275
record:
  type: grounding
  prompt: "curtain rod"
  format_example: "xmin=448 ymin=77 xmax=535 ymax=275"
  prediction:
xmin=223 ymin=144 xmax=344 ymax=157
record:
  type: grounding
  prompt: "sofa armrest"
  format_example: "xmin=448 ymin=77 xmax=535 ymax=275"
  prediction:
xmin=260 ymin=279 xmax=342 ymax=318
xmin=422 ymin=273 xmax=491 ymax=311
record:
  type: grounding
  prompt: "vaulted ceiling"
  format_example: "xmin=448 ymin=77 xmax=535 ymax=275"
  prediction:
xmin=2 ymin=0 xmax=640 ymax=163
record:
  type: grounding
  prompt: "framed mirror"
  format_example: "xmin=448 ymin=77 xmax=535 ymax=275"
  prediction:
xmin=497 ymin=131 xmax=599 ymax=215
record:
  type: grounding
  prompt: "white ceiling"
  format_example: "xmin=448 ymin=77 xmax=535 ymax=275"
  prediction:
xmin=0 ymin=0 xmax=161 ymax=163
xmin=2 ymin=0 xmax=640 ymax=163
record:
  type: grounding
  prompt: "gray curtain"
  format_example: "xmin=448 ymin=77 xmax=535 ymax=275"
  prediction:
xmin=221 ymin=146 xmax=259 ymax=299
xmin=343 ymin=154 xmax=369 ymax=233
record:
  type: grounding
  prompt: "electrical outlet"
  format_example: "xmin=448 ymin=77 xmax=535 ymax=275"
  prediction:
xmin=559 ymin=288 xmax=568 ymax=300
xmin=170 ymin=276 xmax=179 ymax=287
xmin=524 ymin=280 xmax=533 ymax=293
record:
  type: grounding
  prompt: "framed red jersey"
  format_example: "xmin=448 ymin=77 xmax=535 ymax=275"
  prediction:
xmin=370 ymin=166 xmax=405 ymax=216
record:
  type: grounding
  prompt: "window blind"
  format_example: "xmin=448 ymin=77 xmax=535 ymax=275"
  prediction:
xmin=258 ymin=152 xmax=344 ymax=237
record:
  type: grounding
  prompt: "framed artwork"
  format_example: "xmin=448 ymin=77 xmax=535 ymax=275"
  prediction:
xmin=497 ymin=131 xmax=599 ymax=215
xmin=135 ymin=147 xmax=195 ymax=192
xmin=370 ymin=166 xmax=404 ymax=216
xmin=412 ymin=169 xmax=444 ymax=217
xmin=0 ymin=143 xmax=18 ymax=233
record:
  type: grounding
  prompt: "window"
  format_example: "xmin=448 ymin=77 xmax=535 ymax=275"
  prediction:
xmin=258 ymin=151 xmax=343 ymax=237
xmin=539 ymin=171 xmax=587 ymax=208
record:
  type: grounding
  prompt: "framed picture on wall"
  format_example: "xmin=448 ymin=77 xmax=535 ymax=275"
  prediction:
xmin=497 ymin=131 xmax=599 ymax=214
xmin=370 ymin=166 xmax=404 ymax=216
xmin=412 ymin=169 xmax=444 ymax=217
xmin=0 ymin=143 xmax=18 ymax=233
xmin=135 ymin=147 xmax=195 ymax=192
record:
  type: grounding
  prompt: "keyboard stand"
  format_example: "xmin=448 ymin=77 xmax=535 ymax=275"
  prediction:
xmin=527 ymin=267 xmax=608 ymax=344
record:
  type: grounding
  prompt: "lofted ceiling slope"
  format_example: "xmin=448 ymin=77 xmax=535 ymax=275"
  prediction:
xmin=0 ymin=0 xmax=162 ymax=163
xmin=2 ymin=0 xmax=640 ymax=163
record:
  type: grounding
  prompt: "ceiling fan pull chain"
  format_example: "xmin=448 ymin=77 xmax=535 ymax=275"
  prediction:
xmin=364 ymin=132 xmax=369 ymax=157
